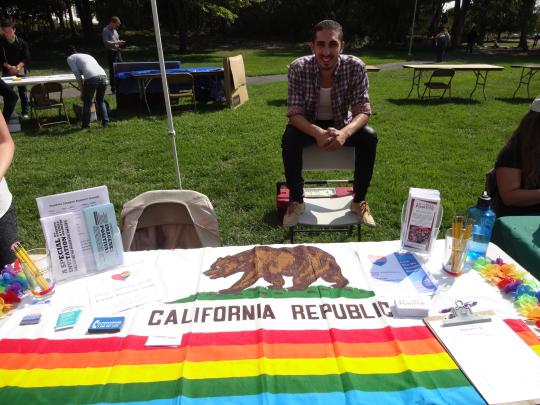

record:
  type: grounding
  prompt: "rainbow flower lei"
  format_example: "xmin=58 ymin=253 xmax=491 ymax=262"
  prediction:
xmin=472 ymin=257 xmax=540 ymax=328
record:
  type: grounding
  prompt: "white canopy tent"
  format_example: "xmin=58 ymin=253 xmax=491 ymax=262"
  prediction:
xmin=150 ymin=0 xmax=182 ymax=189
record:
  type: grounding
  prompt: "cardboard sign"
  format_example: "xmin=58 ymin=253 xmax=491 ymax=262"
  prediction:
xmin=223 ymin=55 xmax=248 ymax=109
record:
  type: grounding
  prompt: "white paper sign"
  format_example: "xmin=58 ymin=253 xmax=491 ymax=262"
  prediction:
xmin=86 ymin=263 xmax=161 ymax=315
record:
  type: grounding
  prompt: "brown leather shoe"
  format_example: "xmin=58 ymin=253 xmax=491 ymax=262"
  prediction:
xmin=283 ymin=201 xmax=305 ymax=227
xmin=351 ymin=201 xmax=376 ymax=227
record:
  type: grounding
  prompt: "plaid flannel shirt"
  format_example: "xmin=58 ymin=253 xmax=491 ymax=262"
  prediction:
xmin=287 ymin=55 xmax=371 ymax=129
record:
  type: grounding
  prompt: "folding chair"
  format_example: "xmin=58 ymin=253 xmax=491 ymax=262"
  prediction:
xmin=29 ymin=82 xmax=70 ymax=129
xmin=120 ymin=190 xmax=220 ymax=251
xmin=421 ymin=69 xmax=455 ymax=100
xmin=277 ymin=145 xmax=362 ymax=243
xmin=168 ymin=73 xmax=196 ymax=111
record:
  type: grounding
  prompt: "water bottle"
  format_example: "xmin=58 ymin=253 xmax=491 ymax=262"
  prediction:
xmin=466 ymin=191 xmax=496 ymax=259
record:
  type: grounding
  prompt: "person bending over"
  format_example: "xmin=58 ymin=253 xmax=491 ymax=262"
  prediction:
xmin=0 ymin=112 xmax=18 ymax=267
xmin=494 ymin=95 xmax=540 ymax=216
xmin=67 ymin=46 xmax=109 ymax=129
xmin=281 ymin=19 xmax=378 ymax=227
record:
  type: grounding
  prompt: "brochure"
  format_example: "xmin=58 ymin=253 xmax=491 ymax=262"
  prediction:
xmin=401 ymin=188 xmax=440 ymax=254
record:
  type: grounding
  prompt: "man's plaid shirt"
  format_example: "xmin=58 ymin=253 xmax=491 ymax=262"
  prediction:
xmin=287 ymin=54 xmax=371 ymax=129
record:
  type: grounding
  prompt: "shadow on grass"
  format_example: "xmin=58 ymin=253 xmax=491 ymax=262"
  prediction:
xmin=386 ymin=97 xmax=482 ymax=106
xmin=495 ymin=97 xmax=534 ymax=104
xmin=109 ymin=102 xmax=226 ymax=122
xmin=267 ymin=99 xmax=287 ymax=107
xmin=21 ymin=124 xmax=86 ymax=137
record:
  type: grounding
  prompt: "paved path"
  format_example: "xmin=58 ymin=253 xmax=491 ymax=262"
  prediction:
xmin=61 ymin=60 xmax=430 ymax=98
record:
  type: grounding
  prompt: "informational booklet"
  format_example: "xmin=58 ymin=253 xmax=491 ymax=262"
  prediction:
xmin=424 ymin=313 xmax=540 ymax=404
xmin=401 ymin=188 xmax=440 ymax=254
xmin=36 ymin=186 xmax=110 ymax=280
xmin=83 ymin=203 xmax=124 ymax=272
xmin=40 ymin=212 xmax=87 ymax=282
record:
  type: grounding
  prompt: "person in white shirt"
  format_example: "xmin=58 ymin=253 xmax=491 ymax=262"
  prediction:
xmin=0 ymin=112 xmax=18 ymax=267
xmin=66 ymin=46 xmax=109 ymax=128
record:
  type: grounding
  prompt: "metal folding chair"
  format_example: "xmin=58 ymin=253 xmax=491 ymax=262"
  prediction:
xmin=421 ymin=69 xmax=455 ymax=100
xmin=280 ymin=145 xmax=362 ymax=243
xmin=167 ymin=73 xmax=196 ymax=111
xmin=30 ymin=82 xmax=70 ymax=129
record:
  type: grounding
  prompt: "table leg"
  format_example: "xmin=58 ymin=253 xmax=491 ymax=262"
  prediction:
xmin=470 ymin=70 xmax=488 ymax=100
xmin=142 ymin=78 xmax=153 ymax=114
xmin=512 ymin=68 xmax=537 ymax=99
xmin=407 ymin=69 xmax=422 ymax=99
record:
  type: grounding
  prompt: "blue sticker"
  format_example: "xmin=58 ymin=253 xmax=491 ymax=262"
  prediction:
xmin=88 ymin=316 xmax=125 ymax=333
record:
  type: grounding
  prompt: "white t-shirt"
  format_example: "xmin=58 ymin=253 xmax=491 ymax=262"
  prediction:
xmin=316 ymin=87 xmax=333 ymax=121
xmin=0 ymin=177 xmax=12 ymax=218
xmin=67 ymin=53 xmax=107 ymax=82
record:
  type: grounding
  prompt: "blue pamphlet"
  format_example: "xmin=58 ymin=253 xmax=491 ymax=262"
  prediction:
xmin=83 ymin=203 xmax=124 ymax=272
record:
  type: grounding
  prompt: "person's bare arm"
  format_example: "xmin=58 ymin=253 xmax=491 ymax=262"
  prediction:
xmin=0 ymin=114 xmax=14 ymax=179
xmin=496 ymin=167 xmax=540 ymax=206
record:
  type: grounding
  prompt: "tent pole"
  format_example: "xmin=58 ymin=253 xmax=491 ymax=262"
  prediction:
xmin=150 ymin=0 xmax=182 ymax=189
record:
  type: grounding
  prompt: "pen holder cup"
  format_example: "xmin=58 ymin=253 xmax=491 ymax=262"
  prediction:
xmin=442 ymin=229 xmax=472 ymax=276
xmin=400 ymin=202 xmax=443 ymax=256
xmin=20 ymin=248 xmax=55 ymax=299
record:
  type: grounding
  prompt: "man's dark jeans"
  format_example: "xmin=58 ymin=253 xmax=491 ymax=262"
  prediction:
xmin=82 ymin=76 xmax=109 ymax=128
xmin=0 ymin=79 xmax=18 ymax=120
xmin=281 ymin=121 xmax=378 ymax=203
xmin=107 ymin=49 xmax=122 ymax=92
xmin=17 ymin=85 xmax=29 ymax=115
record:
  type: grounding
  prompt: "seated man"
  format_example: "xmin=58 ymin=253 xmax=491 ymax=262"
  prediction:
xmin=281 ymin=19 xmax=378 ymax=227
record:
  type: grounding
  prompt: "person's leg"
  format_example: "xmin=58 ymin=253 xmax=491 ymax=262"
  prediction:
xmin=0 ymin=203 xmax=19 ymax=268
xmin=95 ymin=76 xmax=109 ymax=126
xmin=281 ymin=124 xmax=316 ymax=203
xmin=343 ymin=125 xmax=378 ymax=203
xmin=82 ymin=78 xmax=98 ymax=128
xmin=17 ymin=86 xmax=29 ymax=116
xmin=0 ymin=80 xmax=18 ymax=120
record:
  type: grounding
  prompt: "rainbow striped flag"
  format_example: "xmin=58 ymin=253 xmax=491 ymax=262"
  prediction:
xmin=0 ymin=245 xmax=538 ymax=404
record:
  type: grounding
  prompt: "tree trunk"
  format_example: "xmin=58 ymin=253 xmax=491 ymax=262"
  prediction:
xmin=67 ymin=2 xmax=78 ymax=37
xmin=170 ymin=0 xmax=188 ymax=53
xmin=518 ymin=0 xmax=534 ymax=50
xmin=451 ymin=0 xmax=471 ymax=48
xmin=57 ymin=11 xmax=65 ymax=29
xmin=74 ymin=0 xmax=94 ymax=43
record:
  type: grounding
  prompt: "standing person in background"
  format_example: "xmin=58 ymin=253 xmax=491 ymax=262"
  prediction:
xmin=0 ymin=112 xmax=18 ymax=267
xmin=102 ymin=16 xmax=125 ymax=93
xmin=0 ymin=19 xmax=30 ymax=119
xmin=66 ymin=46 xmax=109 ymax=129
xmin=434 ymin=26 xmax=451 ymax=62
xmin=466 ymin=25 xmax=477 ymax=53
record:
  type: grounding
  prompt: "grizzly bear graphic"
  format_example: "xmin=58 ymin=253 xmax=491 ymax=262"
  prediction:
xmin=203 ymin=245 xmax=348 ymax=294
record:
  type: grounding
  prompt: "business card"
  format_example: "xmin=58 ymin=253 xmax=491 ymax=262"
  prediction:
xmin=88 ymin=316 xmax=125 ymax=333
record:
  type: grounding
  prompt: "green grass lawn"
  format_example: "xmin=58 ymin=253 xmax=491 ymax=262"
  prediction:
xmin=7 ymin=50 xmax=540 ymax=248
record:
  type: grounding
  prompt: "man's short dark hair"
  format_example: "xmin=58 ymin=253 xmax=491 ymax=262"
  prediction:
xmin=1 ymin=19 xmax=15 ymax=29
xmin=312 ymin=20 xmax=343 ymax=42
xmin=110 ymin=16 xmax=120 ymax=24
xmin=66 ymin=46 xmax=78 ymax=56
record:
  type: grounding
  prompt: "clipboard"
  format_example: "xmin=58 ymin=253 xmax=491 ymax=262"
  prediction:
xmin=424 ymin=301 xmax=540 ymax=404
